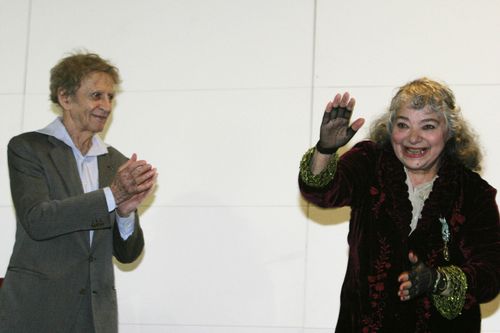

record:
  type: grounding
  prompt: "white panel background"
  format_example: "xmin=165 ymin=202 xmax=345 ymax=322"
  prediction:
xmin=0 ymin=0 xmax=499 ymax=332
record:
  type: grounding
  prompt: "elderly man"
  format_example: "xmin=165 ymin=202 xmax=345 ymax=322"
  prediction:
xmin=0 ymin=52 xmax=157 ymax=332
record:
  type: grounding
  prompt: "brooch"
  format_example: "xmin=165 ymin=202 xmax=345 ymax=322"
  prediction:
xmin=439 ymin=217 xmax=450 ymax=261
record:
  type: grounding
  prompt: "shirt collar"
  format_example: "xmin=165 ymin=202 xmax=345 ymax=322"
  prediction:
xmin=404 ymin=167 xmax=438 ymax=192
xmin=37 ymin=117 xmax=108 ymax=157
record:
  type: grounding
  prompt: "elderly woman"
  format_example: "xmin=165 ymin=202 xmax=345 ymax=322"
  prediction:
xmin=299 ymin=78 xmax=500 ymax=332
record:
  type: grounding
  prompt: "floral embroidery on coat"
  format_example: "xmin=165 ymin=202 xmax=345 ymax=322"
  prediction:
xmin=362 ymin=235 xmax=391 ymax=333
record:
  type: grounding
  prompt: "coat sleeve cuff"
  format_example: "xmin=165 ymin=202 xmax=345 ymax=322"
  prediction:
xmin=299 ymin=147 xmax=339 ymax=188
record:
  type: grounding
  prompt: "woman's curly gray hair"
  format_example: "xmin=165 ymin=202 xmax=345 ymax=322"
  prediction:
xmin=369 ymin=77 xmax=482 ymax=171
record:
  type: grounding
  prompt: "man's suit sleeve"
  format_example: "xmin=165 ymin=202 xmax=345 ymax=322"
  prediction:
xmin=8 ymin=133 xmax=111 ymax=241
xmin=113 ymin=213 xmax=144 ymax=263
xmin=106 ymin=146 xmax=145 ymax=263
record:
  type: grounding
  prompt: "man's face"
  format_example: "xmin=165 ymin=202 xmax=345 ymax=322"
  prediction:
xmin=62 ymin=71 xmax=116 ymax=135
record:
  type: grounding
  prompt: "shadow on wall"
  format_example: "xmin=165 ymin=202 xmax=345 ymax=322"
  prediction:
xmin=481 ymin=295 xmax=500 ymax=319
xmin=114 ymin=250 xmax=145 ymax=272
xmin=297 ymin=144 xmax=352 ymax=226
xmin=298 ymin=195 xmax=351 ymax=226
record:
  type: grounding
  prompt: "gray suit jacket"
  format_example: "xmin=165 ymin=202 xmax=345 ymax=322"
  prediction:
xmin=0 ymin=132 xmax=144 ymax=333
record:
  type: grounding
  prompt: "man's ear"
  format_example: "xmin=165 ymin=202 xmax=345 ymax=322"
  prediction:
xmin=57 ymin=89 xmax=71 ymax=109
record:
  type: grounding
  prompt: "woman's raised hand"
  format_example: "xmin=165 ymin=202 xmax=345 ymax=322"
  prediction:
xmin=318 ymin=92 xmax=365 ymax=152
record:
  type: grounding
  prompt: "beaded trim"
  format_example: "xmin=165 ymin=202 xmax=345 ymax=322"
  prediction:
xmin=299 ymin=147 xmax=339 ymax=188
xmin=431 ymin=265 xmax=467 ymax=320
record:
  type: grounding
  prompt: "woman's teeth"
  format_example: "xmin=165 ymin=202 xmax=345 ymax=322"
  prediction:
xmin=406 ymin=148 xmax=425 ymax=154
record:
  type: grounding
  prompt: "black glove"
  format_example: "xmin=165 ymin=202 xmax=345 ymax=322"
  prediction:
xmin=317 ymin=107 xmax=357 ymax=154
xmin=317 ymin=92 xmax=361 ymax=154
xmin=407 ymin=259 xmax=438 ymax=298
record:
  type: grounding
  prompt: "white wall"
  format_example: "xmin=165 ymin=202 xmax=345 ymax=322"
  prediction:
xmin=1 ymin=0 xmax=499 ymax=332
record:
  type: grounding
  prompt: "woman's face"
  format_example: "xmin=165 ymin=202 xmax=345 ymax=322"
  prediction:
xmin=391 ymin=104 xmax=449 ymax=178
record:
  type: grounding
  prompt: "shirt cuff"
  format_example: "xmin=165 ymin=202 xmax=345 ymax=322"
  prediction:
xmin=104 ymin=186 xmax=135 ymax=240
xmin=115 ymin=212 xmax=136 ymax=240
xmin=103 ymin=186 xmax=117 ymax=212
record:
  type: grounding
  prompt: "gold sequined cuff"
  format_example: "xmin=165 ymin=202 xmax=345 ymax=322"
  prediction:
xmin=431 ymin=265 xmax=467 ymax=320
xmin=299 ymin=147 xmax=339 ymax=188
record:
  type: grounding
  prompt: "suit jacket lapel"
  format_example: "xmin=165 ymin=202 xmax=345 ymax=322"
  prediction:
xmin=98 ymin=153 xmax=115 ymax=188
xmin=91 ymin=152 xmax=115 ymax=248
xmin=48 ymin=136 xmax=84 ymax=197
xmin=47 ymin=136 xmax=91 ymax=248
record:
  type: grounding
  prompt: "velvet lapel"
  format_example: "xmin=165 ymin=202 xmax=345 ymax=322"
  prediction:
xmin=409 ymin=157 xmax=460 ymax=264
xmin=416 ymin=157 xmax=459 ymax=234
xmin=380 ymin=145 xmax=413 ymax=242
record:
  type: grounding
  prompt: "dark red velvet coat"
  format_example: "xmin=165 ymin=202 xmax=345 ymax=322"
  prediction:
xmin=299 ymin=141 xmax=500 ymax=333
